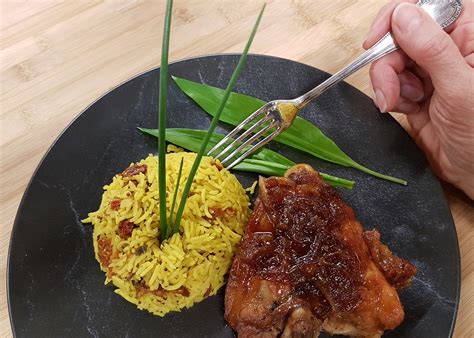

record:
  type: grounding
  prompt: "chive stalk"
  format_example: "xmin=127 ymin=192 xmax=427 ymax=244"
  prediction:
xmin=167 ymin=157 xmax=184 ymax=238
xmin=172 ymin=5 xmax=266 ymax=234
xmin=158 ymin=0 xmax=173 ymax=241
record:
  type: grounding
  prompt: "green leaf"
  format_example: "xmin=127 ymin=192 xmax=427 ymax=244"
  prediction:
xmin=172 ymin=76 xmax=264 ymax=127
xmin=158 ymin=0 xmax=173 ymax=241
xmin=172 ymin=5 xmax=266 ymax=233
xmin=318 ymin=172 xmax=355 ymax=190
xmin=172 ymin=76 xmax=407 ymax=186
xmin=139 ymin=127 xmax=355 ymax=190
xmin=233 ymin=159 xmax=288 ymax=177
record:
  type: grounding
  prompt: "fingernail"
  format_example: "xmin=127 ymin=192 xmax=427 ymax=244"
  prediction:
xmin=393 ymin=3 xmax=422 ymax=33
xmin=401 ymin=84 xmax=424 ymax=102
xmin=363 ymin=32 xmax=370 ymax=47
xmin=399 ymin=101 xmax=420 ymax=113
xmin=371 ymin=89 xmax=378 ymax=107
xmin=375 ymin=89 xmax=387 ymax=112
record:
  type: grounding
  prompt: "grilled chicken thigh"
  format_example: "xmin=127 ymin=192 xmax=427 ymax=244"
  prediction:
xmin=225 ymin=164 xmax=416 ymax=337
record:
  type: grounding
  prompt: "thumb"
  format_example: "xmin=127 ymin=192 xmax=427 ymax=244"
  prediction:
xmin=391 ymin=3 xmax=466 ymax=88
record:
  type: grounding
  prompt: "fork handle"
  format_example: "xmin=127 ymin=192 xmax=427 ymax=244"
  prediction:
xmin=295 ymin=32 xmax=397 ymax=109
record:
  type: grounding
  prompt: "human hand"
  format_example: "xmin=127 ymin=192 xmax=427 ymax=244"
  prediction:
xmin=363 ymin=0 xmax=474 ymax=198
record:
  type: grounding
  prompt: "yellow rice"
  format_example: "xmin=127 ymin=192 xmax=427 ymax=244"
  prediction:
xmin=82 ymin=152 xmax=250 ymax=316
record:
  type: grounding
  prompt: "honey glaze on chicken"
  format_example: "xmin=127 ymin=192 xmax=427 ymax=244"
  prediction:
xmin=225 ymin=164 xmax=416 ymax=337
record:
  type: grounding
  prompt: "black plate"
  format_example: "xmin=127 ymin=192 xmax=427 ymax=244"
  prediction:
xmin=8 ymin=54 xmax=460 ymax=337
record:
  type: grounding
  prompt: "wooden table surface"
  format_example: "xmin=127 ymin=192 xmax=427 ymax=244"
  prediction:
xmin=1 ymin=1 xmax=472 ymax=337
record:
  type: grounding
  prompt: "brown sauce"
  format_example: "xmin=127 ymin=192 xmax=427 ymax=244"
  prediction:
xmin=242 ymin=171 xmax=366 ymax=318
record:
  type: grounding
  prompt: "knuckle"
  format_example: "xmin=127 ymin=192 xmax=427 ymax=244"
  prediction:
xmin=369 ymin=63 xmax=378 ymax=79
xmin=382 ymin=71 xmax=399 ymax=88
xmin=459 ymin=23 xmax=474 ymax=55
xmin=418 ymin=33 xmax=452 ymax=62
xmin=465 ymin=53 xmax=474 ymax=67
xmin=439 ymin=69 xmax=474 ymax=110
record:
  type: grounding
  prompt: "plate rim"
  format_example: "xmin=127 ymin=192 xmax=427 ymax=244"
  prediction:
xmin=7 ymin=53 xmax=461 ymax=336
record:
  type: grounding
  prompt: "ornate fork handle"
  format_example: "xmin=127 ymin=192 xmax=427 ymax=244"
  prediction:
xmin=295 ymin=0 xmax=463 ymax=110
xmin=295 ymin=33 xmax=397 ymax=109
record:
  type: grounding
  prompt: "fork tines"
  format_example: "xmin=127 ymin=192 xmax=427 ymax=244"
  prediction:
xmin=207 ymin=105 xmax=281 ymax=169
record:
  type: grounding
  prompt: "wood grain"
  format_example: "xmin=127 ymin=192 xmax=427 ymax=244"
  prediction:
xmin=1 ymin=1 xmax=472 ymax=337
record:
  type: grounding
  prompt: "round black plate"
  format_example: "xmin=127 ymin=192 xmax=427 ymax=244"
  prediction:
xmin=8 ymin=55 xmax=460 ymax=337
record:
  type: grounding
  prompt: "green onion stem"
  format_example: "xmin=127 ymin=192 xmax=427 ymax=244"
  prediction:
xmin=167 ymin=157 xmax=184 ymax=238
xmin=172 ymin=4 xmax=266 ymax=234
xmin=158 ymin=0 xmax=173 ymax=241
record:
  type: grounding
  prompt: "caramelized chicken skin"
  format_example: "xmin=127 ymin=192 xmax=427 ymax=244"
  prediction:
xmin=225 ymin=165 xmax=416 ymax=337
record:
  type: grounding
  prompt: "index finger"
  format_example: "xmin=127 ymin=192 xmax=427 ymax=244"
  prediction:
xmin=363 ymin=0 xmax=417 ymax=49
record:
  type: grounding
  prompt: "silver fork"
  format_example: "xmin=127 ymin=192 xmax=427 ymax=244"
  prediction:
xmin=207 ymin=0 xmax=462 ymax=169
